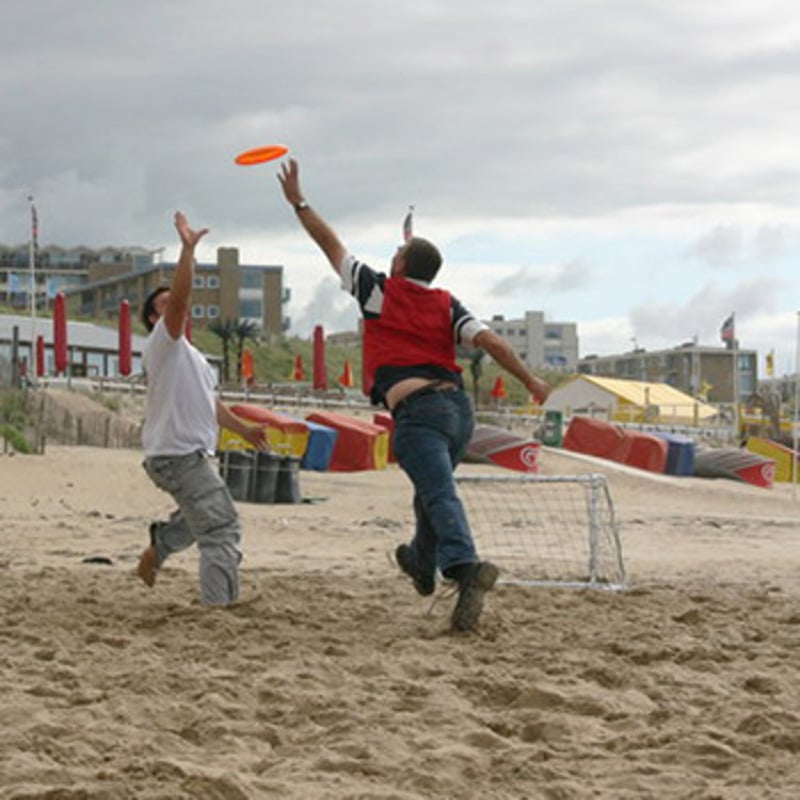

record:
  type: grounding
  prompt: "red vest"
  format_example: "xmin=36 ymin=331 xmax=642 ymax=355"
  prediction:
xmin=363 ymin=277 xmax=461 ymax=394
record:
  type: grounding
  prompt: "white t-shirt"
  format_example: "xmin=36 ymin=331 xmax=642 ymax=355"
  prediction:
xmin=142 ymin=318 xmax=218 ymax=457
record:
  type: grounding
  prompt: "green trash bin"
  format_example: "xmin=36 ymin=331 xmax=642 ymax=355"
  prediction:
xmin=541 ymin=410 xmax=563 ymax=447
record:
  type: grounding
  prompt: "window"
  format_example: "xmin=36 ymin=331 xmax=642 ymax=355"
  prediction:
xmin=193 ymin=276 xmax=205 ymax=289
xmin=207 ymin=275 xmax=220 ymax=289
xmin=239 ymin=298 xmax=262 ymax=318
xmin=207 ymin=305 xmax=220 ymax=319
xmin=192 ymin=305 xmax=204 ymax=318
xmin=240 ymin=269 xmax=263 ymax=289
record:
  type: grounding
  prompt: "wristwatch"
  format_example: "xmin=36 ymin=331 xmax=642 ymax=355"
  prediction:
xmin=294 ymin=200 xmax=310 ymax=212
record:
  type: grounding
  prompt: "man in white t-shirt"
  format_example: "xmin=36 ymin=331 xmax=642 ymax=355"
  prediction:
xmin=137 ymin=211 xmax=268 ymax=606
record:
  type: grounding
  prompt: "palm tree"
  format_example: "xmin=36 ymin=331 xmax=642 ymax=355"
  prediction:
xmin=233 ymin=319 xmax=260 ymax=382
xmin=208 ymin=318 xmax=235 ymax=383
xmin=470 ymin=349 xmax=485 ymax=408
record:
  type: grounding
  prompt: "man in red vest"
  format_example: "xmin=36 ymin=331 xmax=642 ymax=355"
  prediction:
xmin=279 ymin=159 xmax=550 ymax=632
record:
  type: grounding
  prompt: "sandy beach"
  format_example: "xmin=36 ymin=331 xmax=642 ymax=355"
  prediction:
xmin=1 ymin=441 xmax=799 ymax=799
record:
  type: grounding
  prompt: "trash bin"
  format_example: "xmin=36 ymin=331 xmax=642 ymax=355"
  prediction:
xmin=218 ymin=450 xmax=254 ymax=501
xmin=251 ymin=451 xmax=280 ymax=503
xmin=276 ymin=456 xmax=301 ymax=503
xmin=541 ymin=410 xmax=563 ymax=447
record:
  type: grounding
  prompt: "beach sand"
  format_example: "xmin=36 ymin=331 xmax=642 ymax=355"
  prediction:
xmin=1 ymin=443 xmax=799 ymax=799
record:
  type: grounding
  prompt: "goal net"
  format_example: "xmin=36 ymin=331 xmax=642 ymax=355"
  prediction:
xmin=456 ymin=473 xmax=626 ymax=590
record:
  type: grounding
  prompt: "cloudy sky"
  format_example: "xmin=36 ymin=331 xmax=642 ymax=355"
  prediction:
xmin=3 ymin=0 xmax=800 ymax=372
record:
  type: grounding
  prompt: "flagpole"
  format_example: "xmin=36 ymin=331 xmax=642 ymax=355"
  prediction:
xmin=27 ymin=195 xmax=37 ymax=365
xmin=793 ymin=311 xmax=800 ymax=499
xmin=732 ymin=313 xmax=740 ymax=444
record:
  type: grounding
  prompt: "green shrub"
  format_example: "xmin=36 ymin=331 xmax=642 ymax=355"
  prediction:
xmin=0 ymin=390 xmax=28 ymax=428
xmin=0 ymin=423 xmax=31 ymax=454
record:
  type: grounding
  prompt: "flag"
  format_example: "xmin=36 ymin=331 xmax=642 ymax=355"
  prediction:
xmin=402 ymin=205 xmax=414 ymax=242
xmin=242 ymin=348 xmax=254 ymax=384
xmin=338 ymin=360 xmax=354 ymax=387
xmin=766 ymin=349 xmax=774 ymax=377
xmin=720 ymin=313 xmax=734 ymax=343
xmin=491 ymin=375 xmax=507 ymax=399
xmin=292 ymin=354 xmax=304 ymax=381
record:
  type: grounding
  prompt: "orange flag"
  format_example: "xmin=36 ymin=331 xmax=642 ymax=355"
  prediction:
xmin=242 ymin=348 xmax=254 ymax=384
xmin=338 ymin=360 xmax=354 ymax=387
xmin=491 ymin=375 xmax=507 ymax=399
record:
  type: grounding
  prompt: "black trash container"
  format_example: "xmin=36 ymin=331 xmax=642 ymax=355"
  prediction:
xmin=218 ymin=450 xmax=254 ymax=502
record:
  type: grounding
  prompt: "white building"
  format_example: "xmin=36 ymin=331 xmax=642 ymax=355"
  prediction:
xmin=484 ymin=311 xmax=578 ymax=371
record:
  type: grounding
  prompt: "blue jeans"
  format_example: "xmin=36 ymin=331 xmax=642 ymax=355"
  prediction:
xmin=143 ymin=451 xmax=242 ymax=606
xmin=392 ymin=388 xmax=476 ymax=578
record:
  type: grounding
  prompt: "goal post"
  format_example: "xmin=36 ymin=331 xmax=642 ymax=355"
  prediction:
xmin=455 ymin=473 xmax=626 ymax=590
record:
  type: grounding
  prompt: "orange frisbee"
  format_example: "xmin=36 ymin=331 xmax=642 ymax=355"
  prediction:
xmin=234 ymin=144 xmax=289 ymax=166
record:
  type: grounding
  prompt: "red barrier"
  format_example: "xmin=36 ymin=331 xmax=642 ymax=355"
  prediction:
xmin=563 ymin=416 xmax=667 ymax=473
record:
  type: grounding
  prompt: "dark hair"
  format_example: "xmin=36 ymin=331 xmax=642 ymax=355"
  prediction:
xmin=403 ymin=237 xmax=442 ymax=282
xmin=141 ymin=286 xmax=170 ymax=331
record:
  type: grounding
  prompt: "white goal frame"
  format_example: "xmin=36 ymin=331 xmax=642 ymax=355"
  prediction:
xmin=456 ymin=472 xmax=626 ymax=591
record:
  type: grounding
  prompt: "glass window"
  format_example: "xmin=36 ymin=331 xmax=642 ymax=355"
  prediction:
xmin=240 ymin=269 xmax=263 ymax=289
xmin=192 ymin=305 xmax=204 ymax=318
xmin=193 ymin=276 xmax=205 ymax=289
xmin=207 ymin=275 xmax=220 ymax=289
xmin=239 ymin=298 xmax=262 ymax=318
xmin=207 ymin=305 xmax=220 ymax=318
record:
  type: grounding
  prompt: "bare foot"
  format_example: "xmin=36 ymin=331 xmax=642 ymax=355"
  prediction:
xmin=137 ymin=546 xmax=157 ymax=587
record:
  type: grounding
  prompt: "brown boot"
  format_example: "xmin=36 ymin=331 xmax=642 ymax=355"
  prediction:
xmin=451 ymin=562 xmax=499 ymax=632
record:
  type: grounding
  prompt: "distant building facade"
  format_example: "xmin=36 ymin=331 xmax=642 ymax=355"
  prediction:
xmin=0 ymin=244 xmax=155 ymax=310
xmin=484 ymin=311 xmax=578 ymax=371
xmin=1 ymin=243 xmax=289 ymax=340
xmin=579 ymin=341 xmax=758 ymax=404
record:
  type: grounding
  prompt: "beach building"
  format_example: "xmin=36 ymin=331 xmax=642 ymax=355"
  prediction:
xmin=543 ymin=374 xmax=719 ymax=427
xmin=579 ymin=341 xmax=757 ymax=405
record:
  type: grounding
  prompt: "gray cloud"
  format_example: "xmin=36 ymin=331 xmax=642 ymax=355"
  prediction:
xmin=686 ymin=225 xmax=744 ymax=268
xmin=628 ymin=277 xmax=786 ymax=346
xmin=490 ymin=260 xmax=590 ymax=297
xmin=2 ymin=0 xmax=800 ymax=352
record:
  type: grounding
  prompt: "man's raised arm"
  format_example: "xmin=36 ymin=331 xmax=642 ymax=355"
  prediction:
xmin=278 ymin=158 xmax=346 ymax=274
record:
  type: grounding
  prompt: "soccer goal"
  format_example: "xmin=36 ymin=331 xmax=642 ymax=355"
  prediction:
xmin=456 ymin=473 xmax=626 ymax=590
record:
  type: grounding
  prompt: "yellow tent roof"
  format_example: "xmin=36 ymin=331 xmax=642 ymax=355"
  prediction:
xmin=576 ymin=375 xmax=718 ymax=420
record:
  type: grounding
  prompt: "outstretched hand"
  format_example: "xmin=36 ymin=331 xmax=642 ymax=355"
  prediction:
xmin=174 ymin=211 xmax=209 ymax=249
xmin=278 ymin=158 xmax=303 ymax=206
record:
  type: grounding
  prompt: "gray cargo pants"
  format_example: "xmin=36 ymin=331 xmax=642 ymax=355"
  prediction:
xmin=143 ymin=451 xmax=242 ymax=606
